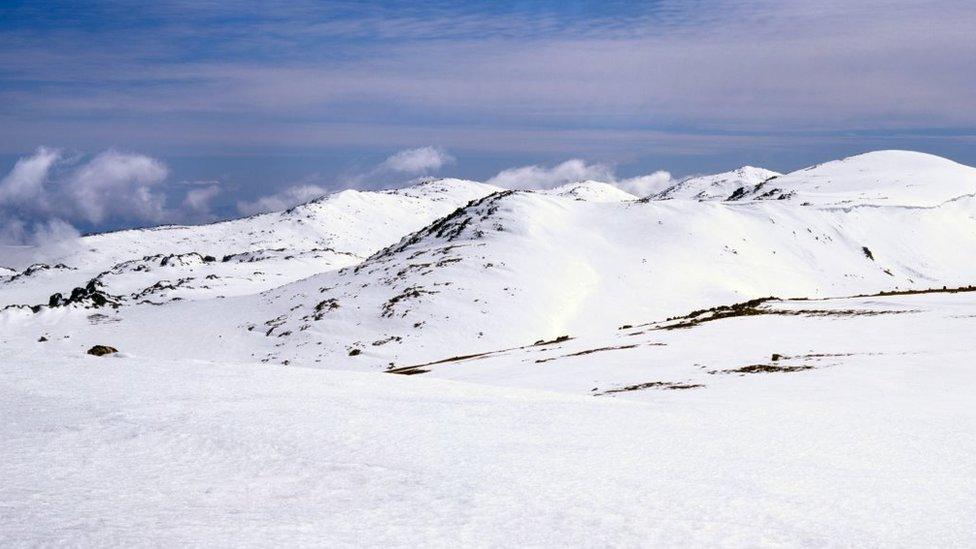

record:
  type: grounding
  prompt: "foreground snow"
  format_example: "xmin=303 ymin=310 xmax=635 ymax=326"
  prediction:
xmin=3 ymin=291 xmax=976 ymax=545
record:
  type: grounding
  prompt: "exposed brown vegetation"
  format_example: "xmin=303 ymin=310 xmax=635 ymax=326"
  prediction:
xmin=596 ymin=381 xmax=704 ymax=395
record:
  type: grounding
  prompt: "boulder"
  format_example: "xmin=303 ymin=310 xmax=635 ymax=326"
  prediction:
xmin=86 ymin=345 xmax=118 ymax=357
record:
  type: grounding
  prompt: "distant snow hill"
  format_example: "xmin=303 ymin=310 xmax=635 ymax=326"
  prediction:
xmin=3 ymin=149 xmax=976 ymax=375
xmin=0 ymin=178 xmax=502 ymax=305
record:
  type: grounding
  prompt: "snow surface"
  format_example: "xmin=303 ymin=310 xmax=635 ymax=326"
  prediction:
xmin=2 ymin=291 xmax=975 ymax=546
xmin=653 ymin=166 xmax=780 ymax=201
xmin=0 ymin=178 xmax=500 ymax=305
xmin=735 ymin=150 xmax=976 ymax=206
xmin=544 ymin=180 xmax=639 ymax=202
xmin=3 ymin=150 xmax=976 ymax=545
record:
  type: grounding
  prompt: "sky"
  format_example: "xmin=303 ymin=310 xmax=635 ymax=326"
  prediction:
xmin=1 ymin=0 xmax=975 ymax=241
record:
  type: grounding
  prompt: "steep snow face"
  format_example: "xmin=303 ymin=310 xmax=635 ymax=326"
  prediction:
xmin=0 ymin=179 xmax=500 ymax=307
xmin=543 ymin=180 xmax=638 ymax=202
xmin=653 ymin=166 xmax=780 ymax=200
xmin=736 ymin=150 xmax=976 ymax=206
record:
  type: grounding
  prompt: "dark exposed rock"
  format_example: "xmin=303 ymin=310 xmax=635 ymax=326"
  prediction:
xmin=86 ymin=345 xmax=118 ymax=357
xmin=7 ymin=263 xmax=74 ymax=283
xmin=48 ymin=279 xmax=120 ymax=309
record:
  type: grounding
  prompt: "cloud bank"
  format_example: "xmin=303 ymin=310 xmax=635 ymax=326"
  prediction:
xmin=0 ymin=147 xmax=221 ymax=244
xmin=380 ymin=147 xmax=453 ymax=174
xmin=486 ymin=159 xmax=672 ymax=197
xmin=486 ymin=159 xmax=614 ymax=190
xmin=236 ymin=184 xmax=328 ymax=216
xmin=0 ymin=145 xmax=685 ymax=242
xmin=238 ymin=147 xmax=455 ymax=215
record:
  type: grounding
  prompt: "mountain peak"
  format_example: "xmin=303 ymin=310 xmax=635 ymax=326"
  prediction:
xmin=745 ymin=150 xmax=976 ymax=206
xmin=543 ymin=180 xmax=638 ymax=202
xmin=651 ymin=166 xmax=780 ymax=201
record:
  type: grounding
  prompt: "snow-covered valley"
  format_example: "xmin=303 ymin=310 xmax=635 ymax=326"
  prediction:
xmin=3 ymin=150 xmax=976 ymax=545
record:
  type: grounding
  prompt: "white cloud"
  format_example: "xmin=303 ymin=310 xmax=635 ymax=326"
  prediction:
xmin=0 ymin=215 xmax=26 ymax=245
xmin=486 ymin=159 xmax=614 ymax=190
xmin=615 ymin=171 xmax=674 ymax=197
xmin=0 ymin=215 xmax=79 ymax=246
xmin=68 ymin=150 xmax=169 ymax=224
xmin=236 ymin=184 xmax=328 ymax=215
xmin=182 ymin=184 xmax=221 ymax=219
xmin=483 ymin=158 xmax=670 ymax=197
xmin=0 ymin=147 xmax=175 ymax=244
xmin=0 ymin=146 xmax=61 ymax=205
xmin=27 ymin=218 xmax=81 ymax=245
xmin=380 ymin=146 xmax=454 ymax=174
xmin=343 ymin=146 xmax=455 ymax=187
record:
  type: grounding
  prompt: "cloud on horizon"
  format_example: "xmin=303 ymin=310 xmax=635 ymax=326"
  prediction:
xmin=236 ymin=183 xmax=329 ymax=216
xmin=379 ymin=147 xmax=454 ymax=175
xmin=0 ymin=147 xmax=225 ymax=244
xmin=486 ymin=159 xmax=673 ymax=197
xmin=235 ymin=146 xmax=454 ymax=215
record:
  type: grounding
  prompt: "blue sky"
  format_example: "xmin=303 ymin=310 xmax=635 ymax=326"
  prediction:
xmin=1 ymin=0 xmax=975 ymax=238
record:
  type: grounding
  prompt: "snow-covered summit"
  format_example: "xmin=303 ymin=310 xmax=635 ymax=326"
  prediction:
xmin=543 ymin=180 xmax=638 ymax=202
xmin=652 ymin=166 xmax=780 ymax=201
xmin=0 ymin=179 xmax=503 ymax=306
xmin=384 ymin=177 xmax=504 ymax=203
xmin=734 ymin=150 xmax=976 ymax=207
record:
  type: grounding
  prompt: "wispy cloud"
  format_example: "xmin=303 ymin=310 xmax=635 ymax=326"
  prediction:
xmin=236 ymin=146 xmax=453 ymax=215
xmin=0 ymin=147 xmax=178 ymax=243
xmin=236 ymin=183 xmax=328 ymax=216
xmin=485 ymin=159 xmax=672 ymax=197
xmin=181 ymin=184 xmax=222 ymax=221
xmin=0 ymin=146 xmax=61 ymax=206
xmin=379 ymin=147 xmax=453 ymax=175
xmin=68 ymin=150 xmax=169 ymax=224
xmin=2 ymin=1 xmax=973 ymax=158
xmin=486 ymin=160 xmax=613 ymax=190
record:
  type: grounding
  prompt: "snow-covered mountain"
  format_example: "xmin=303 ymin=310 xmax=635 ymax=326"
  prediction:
xmin=653 ymin=165 xmax=781 ymax=200
xmin=731 ymin=150 xmax=976 ymax=206
xmin=0 ymin=178 xmax=500 ymax=306
xmin=5 ymin=149 xmax=976 ymax=545
xmin=543 ymin=180 xmax=638 ymax=202
xmin=3 ymin=149 xmax=975 ymax=372
xmin=254 ymin=180 xmax=976 ymax=368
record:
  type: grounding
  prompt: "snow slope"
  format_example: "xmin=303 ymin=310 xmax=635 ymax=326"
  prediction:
xmin=733 ymin=150 xmax=976 ymax=206
xmin=2 ymin=291 xmax=975 ymax=546
xmin=653 ymin=166 xmax=780 ymax=200
xmin=0 ymin=178 xmax=501 ymax=306
xmin=244 ymin=187 xmax=976 ymax=369
xmin=544 ymin=180 xmax=638 ymax=202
